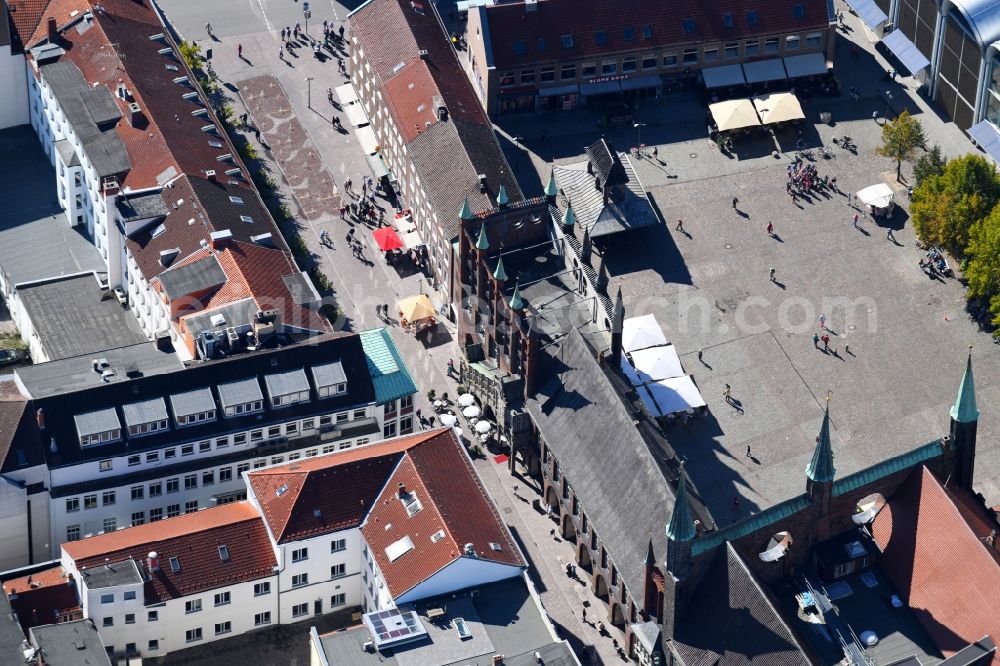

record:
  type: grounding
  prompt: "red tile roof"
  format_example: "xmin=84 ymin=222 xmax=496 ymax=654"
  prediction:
xmin=872 ymin=466 xmax=1000 ymax=664
xmin=362 ymin=428 xmax=523 ymax=598
xmin=3 ymin=564 xmax=80 ymax=631
xmin=5 ymin=0 xmax=51 ymax=48
xmin=248 ymin=431 xmax=440 ymax=543
xmin=63 ymin=502 xmax=276 ymax=603
xmin=482 ymin=0 xmax=830 ymax=69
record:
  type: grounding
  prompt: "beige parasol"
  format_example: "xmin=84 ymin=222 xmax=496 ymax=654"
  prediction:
xmin=397 ymin=294 xmax=436 ymax=323
xmin=752 ymin=92 xmax=805 ymax=124
xmin=709 ymin=98 xmax=761 ymax=131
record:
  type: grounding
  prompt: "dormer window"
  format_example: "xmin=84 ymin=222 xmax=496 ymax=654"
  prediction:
xmin=123 ymin=398 xmax=169 ymax=438
xmin=75 ymin=408 xmax=122 ymax=448
xmin=170 ymin=388 xmax=217 ymax=427
xmin=311 ymin=361 xmax=348 ymax=399
xmin=265 ymin=369 xmax=310 ymax=408
xmin=401 ymin=490 xmax=422 ymax=517
xmin=218 ymin=378 xmax=264 ymax=417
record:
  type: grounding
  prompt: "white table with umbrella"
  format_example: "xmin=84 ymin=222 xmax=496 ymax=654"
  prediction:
xmin=439 ymin=413 xmax=458 ymax=427
xmin=474 ymin=420 xmax=492 ymax=435
xmin=462 ymin=405 xmax=481 ymax=419
xmin=458 ymin=393 xmax=476 ymax=407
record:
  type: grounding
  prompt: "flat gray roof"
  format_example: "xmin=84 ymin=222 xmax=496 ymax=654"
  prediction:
xmin=317 ymin=578 xmax=571 ymax=666
xmin=79 ymin=559 xmax=143 ymax=589
xmin=169 ymin=387 xmax=216 ymax=418
xmin=116 ymin=193 xmax=168 ymax=222
xmin=312 ymin=361 xmax=347 ymax=388
xmin=184 ymin=297 xmax=258 ymax=339
xmin=121 ymin=397 xmax=168 ymax=427
xmin=74 ymin=407 xmax=120 ymax=438
xmin=30 ymin=619 xmax=111 ymax=666
xmin=17 ymin=274 xmax=148 ymax=361
xmin=0 ymin=127 xmax=108 ymax=288
xmin=264 ymin=368 xmax=309 ymax=398
xmin=14 ymin=343 xmax=182 ymax=400
xmin=217 ymin=377 xmax=263 ymax=408
xmin=156 ymin=255 xmax=227 ymax=300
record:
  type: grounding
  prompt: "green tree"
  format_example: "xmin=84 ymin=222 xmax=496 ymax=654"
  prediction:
xmin=964 ymin=207 xmax=1000 ymax=301
xmin=910 ymin=153 xmax=1000 ymax=255
xmin=912 ymin=144 xmax=945 ymax=186
xmin=178 ymin=40 xmax=202 ymax=72
xmin=875 ymin=110 xmax=926 ymax=180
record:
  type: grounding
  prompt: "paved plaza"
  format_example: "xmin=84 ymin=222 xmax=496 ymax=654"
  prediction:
xmin=152 ymin=0 xmax=1000 ymax=661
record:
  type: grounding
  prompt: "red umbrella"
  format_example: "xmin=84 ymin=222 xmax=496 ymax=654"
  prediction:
xmin=373 ymin=227 xmax=404 ymax=252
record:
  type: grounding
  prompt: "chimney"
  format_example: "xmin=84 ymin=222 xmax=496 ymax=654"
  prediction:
xmin=127 ymin=102 xmax=145 ymax=128
xmin=47 ymin=17 xmax=58 ymax=43
xmin=210 ymin=229 xmax=233 ymax=250
xmin=147 ymin=551 xmax=159 ymax=572
xmin=398 ymin=482 xmax=406 ymax=498
xmin=525 ymin=0 xmax=538 ymax=11
xmin=36 ymin=408 xmax=45 ymax=430
xmin=159 ymin=248 xmax=180 ymax=267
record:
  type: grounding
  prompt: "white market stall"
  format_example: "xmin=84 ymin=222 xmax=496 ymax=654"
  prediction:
xmin=344 ymin=102 xmax=370 ymax=128
xmin=629 ymin=344 xmax=684 ymax=383
xmin=856 ymin=183 xmax=895 ymax=209
xmin=643 ymin=376 xmax=707 ymax=416
xmin=335 ymin=83 xmax=359 ymax=106
xmin=622 ymin=314 xmax=668 ymax=353
xmin=356 ymin=126 xmax=380 ymax=155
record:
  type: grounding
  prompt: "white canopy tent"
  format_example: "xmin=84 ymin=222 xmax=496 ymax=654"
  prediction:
xmin=344 ymin=102 xmax=370 ymax=128
xmin=622 ymin=315 xmax=668 ymax=353
xmin=856 ymin=183 xmax=895 ymax=209
xmin=401 ymin=230 xmax=424 ymax=250
xmin=630 ymin=344 xmax=684 ymax=383
xmin=752 ymin=92 xmax=805 ymax=124
xmin=335 ymin=83 xmax=359 ymax=106
xmin=709 ymin=98 xmax=761 ymax=132
xmin=356 ymin=126 xmax=380 ymax=155
xmin=702 ymin=64 xmax=747 ymax=89
xmin=644 ymin=376 xmax=707 ymax=416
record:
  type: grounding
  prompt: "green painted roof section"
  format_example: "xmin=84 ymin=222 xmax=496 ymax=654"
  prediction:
xmin=806 ymin=401 xmax=835 ymax=483
xmin=561 ymin=203 xmax=577 ymax=227
xmin=691 ymin=495 xmax=811 ymax=557
xmin=475 ymin=223 xmax=490 ymax=251
xmin=493 ymin=256 xmax=508 ymax=281
xmin=950 ymin=352 xmax=979 ymax=423
xmin=666 ymin=467 xmax=696 ymax=542
xmin=544 ymin=170 xmax=558 ymax=197
xmin=509 ymin=280 xmax=525 ymax=310
xmin=497 ymin=184 xmax=509 ymax=206
xmin=359 ymin=328 xmax=417 ymax=406
xmin=833 ymin=440 xmax=944 ymax=497
xmin=459 ymin=197 xmax=474 ymax=221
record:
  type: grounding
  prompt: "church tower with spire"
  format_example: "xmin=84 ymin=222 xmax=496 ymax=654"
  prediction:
xmin=950 ymin=348 xmax=980 ymax=490
xmin=806 ymin=397 xmax=835 ymax=518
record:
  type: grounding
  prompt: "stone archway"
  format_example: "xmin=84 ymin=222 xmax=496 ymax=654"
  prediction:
xmin=560 ymin=513 xmax=576 ymax=541
xmin=544 ymin=484 xmax=560 ymax=512
xmin=577 ymin=542 xmax=593 ymax=572
xmin=593 ymin=573 xmax=609 ymax=600
xmin=610 ymin=602 xmax=626 ymax=627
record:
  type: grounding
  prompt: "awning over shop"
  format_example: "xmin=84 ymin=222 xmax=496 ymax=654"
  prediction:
xmin=969 ymin=120 xmax=1000 ymax=164
xmin=742 ymin=59 xmax=788 ymax=83
xmin=752 ymin=92 xmax=804 ymax=124
xmin=702 ymin=64 xmax=747 ymax=89
xmin=344 ymin=102 xmax=370 ymax=128
xmin=882 ymin=30 xmax=930 ymax=74
xmin=620 ymin=74 xmax=661 ymax=91
xmin=335 ymin=83 xmax=359 ymax=106
xmin=366 ymin=153 xmax=390 ymax=180
xmin=846 ymin=0 xmax=888 ymax=30
xmin=538 ymin=83 xmax=580 ymax=97
xmin=782 ymin=52 xmax=828 ymax=78
xmin=356 ymin=126 xmax=379 ymax=155
xmin=580 ymin=79 xmax=622 ymax=95
xmin=710 ymin=98 xmax=761 ymax=131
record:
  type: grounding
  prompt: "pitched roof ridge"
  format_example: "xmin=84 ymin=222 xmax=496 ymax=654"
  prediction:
xmin=919 ymin=466 xmax=995 ymax=554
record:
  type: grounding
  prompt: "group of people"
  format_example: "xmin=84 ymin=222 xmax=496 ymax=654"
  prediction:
xmin=785 ymin=159 xmax=836 ymax=200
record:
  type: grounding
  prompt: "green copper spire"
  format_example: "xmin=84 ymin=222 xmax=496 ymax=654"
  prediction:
xmin=561 ymin=203 xmax=577 ymax=227
xmin=806 ymin=397 xmax=835 ymax=483
xmin=508 ymin=280 xmax=524 ymax=310
xmin=544 ymin=169 xmax=558 ymax=197
xmin=493 ymin=256 xmax=508 ymax=282
xmin=496 ymin=184 xmax=509 ymax=206
xmin=475 ymin=223 xmax=489 ymax=251
xmin=459 ymin=196 xmax=474 ymax=221
xmin=666 ymin=464 xmax=696 ymax=543
xmin=951 ymin=348 xmax=980 ymax=424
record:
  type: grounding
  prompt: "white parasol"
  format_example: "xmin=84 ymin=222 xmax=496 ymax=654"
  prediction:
xmin=439 ymin=413 xmax=458 ymax=427
xmin=474 ymin=420 xmax=492 ymax=434
xmin=462 ymin=405 xmax=481 ymax=418
xmin=458 ymin=393 xmax=477 ymax=407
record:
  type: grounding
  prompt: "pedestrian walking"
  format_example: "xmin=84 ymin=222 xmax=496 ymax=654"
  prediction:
xmin=281 ymin=27 xmax=286 ymax=41
xmin=852 ymin=213 xmax=859 ymax=228
xmin=447 ymin=358 xmax=455 ymax=377
xmin=581 ymin=607 xmax=587 ymax=622
xmin=872 ymin=109 xmax=880 ymax=121
xmin=746 ymin=445 xmax=751 ymax=458
xmin=278 ymin=46 xmax=284 ymax=60
xmin=415 ymin=408 xmax=423 ymax=427
xmin=675 ymin=219 xmax=684 ymax=232
xmin=697 ymin=348 xmax=703 ymax=363
xmin=769 ymin=267 xmax=776 ymax=282
xmin=238 ymin=43 xmax=243 ymax=58
xmin=733 ymin=495 xmax=740 ymax=511
xmin=887 ymin=228 xmax=896 ymax=242
xmin=723 ymin=384 xmax=732 ymax=403
xmin=512 ymin=484 xmax=519 ymax=497
xmin=845 ymin=343 xmax=851 ymax=355
xmin=339 ymin=206 xmax=346 ymax=219
xmin=732 ymin=196 xmax=739 ymax=209
xmin=813 ymin=332 xmax=820 ymax=348
xmin=819 ymin=313 xmax=826 ymax=329
xmin=822 ymin=334 xmax=830 ymax=351
xmin=766 ymin=221 xmax=774 ymax=235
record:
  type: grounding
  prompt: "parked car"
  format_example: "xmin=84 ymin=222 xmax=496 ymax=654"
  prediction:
xmin=0 ymin=348 xmax=27 ymax=367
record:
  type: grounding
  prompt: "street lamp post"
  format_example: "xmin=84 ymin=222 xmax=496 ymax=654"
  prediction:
xmin=884 ymin=90 xmax=893 ymax=119
xmin=307 ymin=76 xmax=314 ymax=109
xmin=633 ymin=122 xmax=647 ymax=156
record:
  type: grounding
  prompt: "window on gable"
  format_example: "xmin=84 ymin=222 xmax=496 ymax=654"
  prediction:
xmin=793 ymin=4 xmax=805 ymax=18
xmin=218 ymin=545 xmax=230 ymax=561
xmin=683 ymin=19 xmax=696 ymax=34
xmin=561 ymin=34 xmax=574 ymax=49
xmin=169 ymin=556 xmax=181 ymax=573
xmin=512 ymin=40 xmax=526 ymax=55
xmin=642 ymin=24 xmax=653 ymax=39
xmin=537 ymin=37 xmax=546 ymax=52
xmin=622 ymin=27 xmax=635 ymax=42
xmin=723 ymin=12 xmax=734 ymax=28
xmin=594 ymin=31 xmax=608 ymax=45
xmin=746 ymin=10 xmax=758 ymax=25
